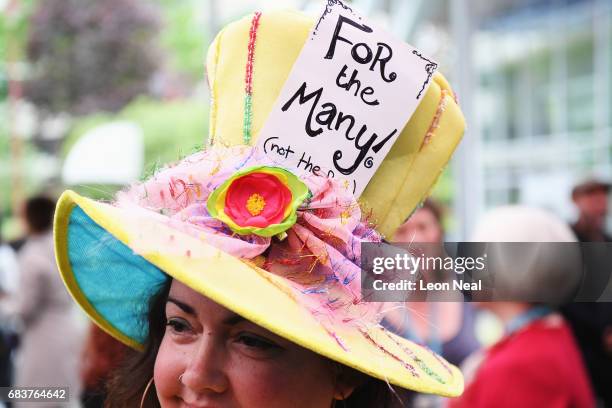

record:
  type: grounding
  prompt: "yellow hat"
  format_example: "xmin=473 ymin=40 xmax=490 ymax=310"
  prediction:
xmin=207 ymin=10 xmax=465 ymax=238
xmin=54 ymin=10 xmax=465 ymax=398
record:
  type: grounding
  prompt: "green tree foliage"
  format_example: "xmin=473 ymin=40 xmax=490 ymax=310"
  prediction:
xmin=24 ymin=0 xmax=162 ymax=115
xmin=0 ymin=0 xmax=35 ymax=101
xmin=156 ymin=0 xmax=209 ymax=79
xmin=1 ymin=0 xmax=37 ymax=221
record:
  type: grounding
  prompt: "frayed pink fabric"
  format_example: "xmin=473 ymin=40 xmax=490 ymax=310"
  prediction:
xmin=115 ymin=146 xmax=387 ymax=333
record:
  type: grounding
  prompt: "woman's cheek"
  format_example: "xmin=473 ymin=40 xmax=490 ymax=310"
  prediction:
xmin=228 ymin=356 xmax=334 ymax=408
xmin=154 ymin=335 xmax=185 ymax=407
xmin=228 ymin=360 xmax=289 ymax=408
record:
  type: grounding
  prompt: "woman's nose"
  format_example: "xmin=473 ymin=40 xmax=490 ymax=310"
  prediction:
xmin=180 ymin=334 xmax=230 ymax=395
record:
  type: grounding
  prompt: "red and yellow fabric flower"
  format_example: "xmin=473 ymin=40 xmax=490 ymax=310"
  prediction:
xmin=207 ymin=166 xmax=309 ymax=237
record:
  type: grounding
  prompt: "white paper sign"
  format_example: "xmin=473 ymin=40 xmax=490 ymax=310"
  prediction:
xmin=257 ymin=0 xmax=438 ymax=196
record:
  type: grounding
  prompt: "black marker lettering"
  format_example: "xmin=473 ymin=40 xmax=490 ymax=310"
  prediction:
xmin=360 ymin=87 xmax=379 ymax=106
xmin=335 ymin=111 xmax=355 ymax=136
xmin=370 ymin=42 xmax=397 ymax=82
xmin=336 ymin=65 xmax=361 ymax=97
xmin=336 ymin=65 xmax=379 ymax=105
xmin=282 ymin=82 xmax=324 ymax=137
xmin=325 ymin=15 xmax=373 ymax=60
xmin=315 ymin=103 xmax=338 ymax=130
xmin=351 ymin=43 xmax=373 ymax=64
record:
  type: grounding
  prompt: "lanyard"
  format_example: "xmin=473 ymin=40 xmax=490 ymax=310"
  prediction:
xmin=505 ymin=305 xmax=552 ymax=336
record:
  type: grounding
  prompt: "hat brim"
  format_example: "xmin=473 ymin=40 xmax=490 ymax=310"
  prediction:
xmin=54 ymin=190 xmax=463 ymax=397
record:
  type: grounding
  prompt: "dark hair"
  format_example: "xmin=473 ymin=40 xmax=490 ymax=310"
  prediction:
xmin=402 ymin=198 xmax=444 ymax=225
xmin=104 ymin=281 xmax=170 ymax=408
xmin=24 ymin=195 xmax=56 ymax=233
xmin=571 ymin=179 xmax=610 ymax=199
xmin=421 ymin=198 xmax=444 ymax=225
xmin=105 ymin=279 xmax=409 ymax=407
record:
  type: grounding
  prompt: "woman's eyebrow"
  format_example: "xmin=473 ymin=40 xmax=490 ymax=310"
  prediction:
xmin=222 ymin=314 xmax=246 ymax=326
xmin=166 ymin=299 xmax=245 ymax=325
xmin=166 ymin=297 xmax=196 ymax=316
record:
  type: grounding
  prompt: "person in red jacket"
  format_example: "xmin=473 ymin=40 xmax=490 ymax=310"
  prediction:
xmin=451 ymin=306 xmax=594 ymax=408
xmin=450 ymin=207 xmax=595 ymax=408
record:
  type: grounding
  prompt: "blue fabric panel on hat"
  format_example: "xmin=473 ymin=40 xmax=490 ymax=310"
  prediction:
xmin=67 ymin=205 xmax=169 ymax=344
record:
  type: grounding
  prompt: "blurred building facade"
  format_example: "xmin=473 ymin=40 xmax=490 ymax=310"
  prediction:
xmin=351 ymin=0 xmax=611 ymax=237
xmin=476 ymin=0 xmax=611 ymax=223
xmin=3 ymin=0 xmax=609 ymax=239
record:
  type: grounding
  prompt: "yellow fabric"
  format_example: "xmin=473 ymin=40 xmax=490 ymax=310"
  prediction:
xmin=206 ymin=10 xmax=465 ymax=238
xmin=54 ymin=9 xmax=467 ymax=398
xmin=54 ymin=190 xmax=463 ymax=396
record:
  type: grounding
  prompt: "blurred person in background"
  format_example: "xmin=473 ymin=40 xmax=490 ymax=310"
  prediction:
xmin=562 ymin=179 xmax=612 ymax=407
xmin=385 ymin=199 xmax=481 ymax=407
xmin=0 ymin=222 xmax=19 ymax=300
xmin=80 ymin=323 xmax=130 ymax=408
xmin=570 ymin=179 xmax=611 ymax=242
xmin=387 ymin=199 xmax=480 ymax=366
xmin=0 ymin=196 xmax=84 ymax=407
xmin=0 ymin=223 xmax=19 ymax=390
xmin=450 ymin=206 xmax=594 ymax=408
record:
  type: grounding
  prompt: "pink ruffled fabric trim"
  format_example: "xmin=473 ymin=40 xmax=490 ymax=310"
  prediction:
xmin=115 ymin=146 xmax=385 ymax=331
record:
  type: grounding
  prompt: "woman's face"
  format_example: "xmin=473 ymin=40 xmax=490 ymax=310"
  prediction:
xmin=154 ymin=280 xmax=349 ymax=408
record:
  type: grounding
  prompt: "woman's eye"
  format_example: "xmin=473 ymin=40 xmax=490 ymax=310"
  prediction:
xmin=166 ymin=318 xmax=191 ymax=334
xmin=236 ymin=333 xmax=280 ymax=351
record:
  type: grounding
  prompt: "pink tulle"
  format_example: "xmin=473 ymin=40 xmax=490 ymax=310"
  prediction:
xmin=115 ymin=146 xmax=386 ymax=338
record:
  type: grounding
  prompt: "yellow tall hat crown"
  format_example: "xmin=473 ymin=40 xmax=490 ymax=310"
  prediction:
xmin=206 ymin=10 xmax=465 ymax=238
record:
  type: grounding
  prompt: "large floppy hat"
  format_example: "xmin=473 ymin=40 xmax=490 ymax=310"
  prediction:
xmin=54 ymin=10 xmax=465 ymax=397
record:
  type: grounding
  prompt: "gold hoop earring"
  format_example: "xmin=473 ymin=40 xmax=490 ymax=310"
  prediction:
xmin=140 ymin=377 xmax=155 ymax=408
xmin=331 ymin=398 xmax=346 ymax=408
xmin=332 ymin=398 xmax=347 ymax=408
